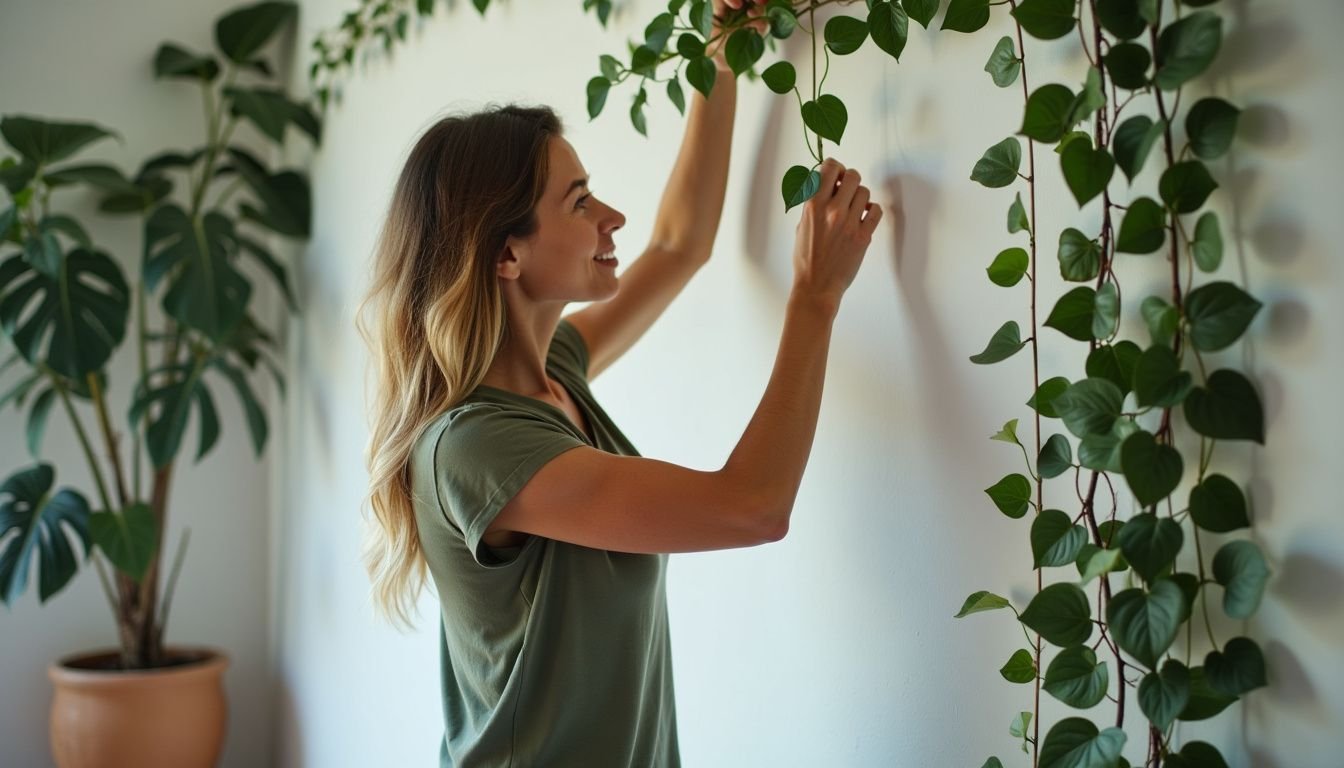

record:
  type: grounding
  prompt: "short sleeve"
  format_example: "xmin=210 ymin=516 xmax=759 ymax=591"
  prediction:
xmin=433 ymin=404 xmax=585 ymax=566
xmin=550 ymin=318 xmax=590 ymax=379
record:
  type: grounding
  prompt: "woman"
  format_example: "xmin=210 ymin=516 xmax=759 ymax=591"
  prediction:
xmin=356 ymin=3 xmax=882 ymax=764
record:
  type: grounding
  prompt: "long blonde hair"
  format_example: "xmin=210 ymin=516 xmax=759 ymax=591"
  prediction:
xmin=355 ymin=105 xmax=561 ymax=628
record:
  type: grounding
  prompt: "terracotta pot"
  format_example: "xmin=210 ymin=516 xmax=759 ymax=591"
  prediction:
xmin=48 ymin=647 xmax=229 ymax=768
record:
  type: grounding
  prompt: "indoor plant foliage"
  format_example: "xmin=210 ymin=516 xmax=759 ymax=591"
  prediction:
xmin=0 ymin=0 xmax=319 ymax=670
xmin=313 ymin=0 xmax=1267 ymax=765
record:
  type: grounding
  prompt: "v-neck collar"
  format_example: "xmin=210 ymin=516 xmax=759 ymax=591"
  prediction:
xmin=471 ymin=371 xmax=595 ymax=445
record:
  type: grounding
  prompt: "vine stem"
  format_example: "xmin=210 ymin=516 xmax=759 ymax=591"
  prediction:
xmin=1006 ymin=4 xmax=1042 ymax=765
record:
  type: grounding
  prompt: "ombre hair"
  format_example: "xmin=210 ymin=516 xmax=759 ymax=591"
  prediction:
xmin=354 ymin=104 xmax=562 ymax=628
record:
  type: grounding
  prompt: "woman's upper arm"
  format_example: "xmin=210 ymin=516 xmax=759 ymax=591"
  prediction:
xmin=487 ymin=446 xmax=781 ymax=554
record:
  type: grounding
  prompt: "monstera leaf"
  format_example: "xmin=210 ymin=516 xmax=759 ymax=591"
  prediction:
xmin=0 ymin=247 xmax=130 ymax=379
xmin=0 ymin=463 xmax=92 ymax=605
xmin=143 ymin=204 xmax=251 ymax=342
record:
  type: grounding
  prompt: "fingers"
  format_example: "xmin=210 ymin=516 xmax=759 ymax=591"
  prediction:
xmin=851 ymin=184 xmax=871 ymax=221
xmin=860 ymin=202 xmax=884 ymax=236
xmin=815 ymin=158 xmax=844 ymax=203
xmin=833 ymin=167 xmax=860 ymax=212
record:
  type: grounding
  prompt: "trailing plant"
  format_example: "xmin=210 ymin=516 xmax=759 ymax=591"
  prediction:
xmin=0 ymin=0 xmax=319 ymax=669
xmin=314 ymin=0 xmax=1269 ymax=764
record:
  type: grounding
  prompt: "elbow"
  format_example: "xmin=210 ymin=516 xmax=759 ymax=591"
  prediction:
xmin=747 ymin=497 xmax=791 ymax=545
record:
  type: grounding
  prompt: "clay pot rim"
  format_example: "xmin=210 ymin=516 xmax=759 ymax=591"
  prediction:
xmin=48 ymin=646 xmax=229 ymax=685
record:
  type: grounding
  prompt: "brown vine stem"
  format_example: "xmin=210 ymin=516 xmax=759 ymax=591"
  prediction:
xmin=1006 ymin=3 xmax=1042 ymax=765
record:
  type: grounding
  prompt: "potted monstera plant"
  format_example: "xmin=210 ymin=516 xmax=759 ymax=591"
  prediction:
xmin=0 ymin=2 xmax=317 ymax=765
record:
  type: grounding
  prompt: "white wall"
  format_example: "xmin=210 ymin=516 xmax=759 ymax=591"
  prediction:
xmin=0 ymin=1 xmax=282 ymax=766
xmin=274 ymin=0 xmax=1344 ymax=766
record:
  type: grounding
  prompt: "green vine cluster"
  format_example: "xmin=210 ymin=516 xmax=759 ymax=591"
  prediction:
xmin=310 ymin=0 xmax=1269 ymax=765
xmin=0 ymin=1 xmax=318 ymax=668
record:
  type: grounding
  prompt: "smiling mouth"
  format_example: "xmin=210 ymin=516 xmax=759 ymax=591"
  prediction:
xmin=594 ymin=249 xmax=617 ymax=266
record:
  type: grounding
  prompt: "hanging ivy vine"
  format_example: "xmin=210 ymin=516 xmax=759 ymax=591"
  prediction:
xmin=314 ymin=1 xmax=1269 ymax=765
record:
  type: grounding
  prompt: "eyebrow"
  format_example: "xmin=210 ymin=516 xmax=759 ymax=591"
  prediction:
xmin=564 ymin=177 xmax=589 ymax=200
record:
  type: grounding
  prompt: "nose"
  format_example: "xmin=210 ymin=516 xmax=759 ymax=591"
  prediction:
xmin=600 ymin=199 xmax=625 ymax=234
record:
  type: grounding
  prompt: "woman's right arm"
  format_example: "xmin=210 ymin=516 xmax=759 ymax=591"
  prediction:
xmin=487 ymin=158 xmax=882 ymax=554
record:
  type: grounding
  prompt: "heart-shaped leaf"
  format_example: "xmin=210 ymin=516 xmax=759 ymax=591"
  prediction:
xmin=1121 ymin=431 xmax=1184 ymax=506
xmin=1028 ymin=376 xmax=1071 ymax=418
xmin=969 ymin=321 xmax=1026 ymax=364
xmin=1178 ymin=666 xmax=1238 ymax=721
xmin=1184 ymin=369 xmax=1265 ymax=443
xmin=0 ymin=116 xmax=116 ymax=166
xmin=215 ymin=1 xmax=297 ymax=64
xmin=1105 ymin=42 xmax=1151 ymax=89
xmin=1021 ymin=84 xmax=1075 ymax=143
xmin=1118 ymin=512 xmax=1184 ymax=581
xmin=942 ymin=0 xmax=991 ymax=33
xmin=972 ymin=137 xmax=1022 ymax=188
xmin=1044 ymin=645 xmax=1109 ymax=709
xmin=869 ymin=2 xmax=910 ymax=60
xmin=781 ymin=165 xmax=820 ymax=211
xmin=1132 ymin=345 xmax=1193 ymax=407
xmin=824 ymin=15 xmax=869 ymax=55
xmin=955 ymin=589 xmax=1011 ymax=617
xmin=1085 ymin=341 xmax=1141 ymax=395
xmin=1159 ymin=160 xmax=1218 ymax=213
xmin=987 ymin=247 xmax=1029 ymax=287
xmin=1155 ymin=11 xmax=1222 ymax=90
xmin=801 ymin=94 xmax=848 ymax=143
xmin=1212 ymin=540 xmax=1270 ymax=619
xmin=1189 ymin=474 xmax=1250 ymax=532
xmin=1054 ymin=378 xmax=1124 ymax=438
xmin=1021 ymin=582 xmax=1093 ymax=647
xmin=1185 ymin=282 xmax=1262 ymax=351
xmin=1192 ymin=212 xmax=1224 ymax=272
xmin=1011 ymin=0 xmax=1076 ymax=40
xmin=1039 ymin=718 xmax=1126 ymax=768
xmin=1116 ymin=197 xmax=1166 ymax=254
xmin=1032 ymin=508 xmax=1086 ymax=567
xmin=985 ymin=36 xmax=1021 ymax=87
xmin=1001 ymin=648 xmax=1037 ymax=683
xmin=1205 ymin=636 xmax=1267 ymax=696
xmin=1107 ymin=580 xmax=1184 ymax=667
xmin=1139 ymin=659 xmax=1190 ymax=730
xmin=1057 ymin=228 xmax=1100 ymax=281
xmin=1186 ymin=97 xmax=1241 ymax=160
xmin=1114 ymin=115 xmax=1165 ymax=182
xmin=1061 ymin=139 xmax=1115 ymax=206
xmin=986 ymin=473 xmax=1033 ymax=519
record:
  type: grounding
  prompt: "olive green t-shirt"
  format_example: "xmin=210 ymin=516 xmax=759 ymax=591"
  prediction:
xmin=410 ymin=319 xmax=679 ymax=767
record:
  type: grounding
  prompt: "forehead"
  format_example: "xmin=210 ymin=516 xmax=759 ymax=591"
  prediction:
xmin=547 ymin=136 xmax=586 ymax=197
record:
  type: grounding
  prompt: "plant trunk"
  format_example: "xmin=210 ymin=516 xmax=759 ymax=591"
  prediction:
xmin=114 ymin=461 xmax=175 ymax=669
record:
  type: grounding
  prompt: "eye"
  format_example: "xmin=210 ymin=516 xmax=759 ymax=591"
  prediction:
xmin=575 ymin=192 xmax=592 ymax=210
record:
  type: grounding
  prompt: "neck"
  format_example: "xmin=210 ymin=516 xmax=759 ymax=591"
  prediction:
xmin=479 ymin=288 xmax=567 ymax=398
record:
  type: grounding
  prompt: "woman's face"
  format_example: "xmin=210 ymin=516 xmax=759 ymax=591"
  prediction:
xmin=501 ymin=135 xmax=626 ymax=304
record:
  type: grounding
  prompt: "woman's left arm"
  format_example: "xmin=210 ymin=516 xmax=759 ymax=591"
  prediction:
xmin=567 ymin=3 xmax=749 ymax=380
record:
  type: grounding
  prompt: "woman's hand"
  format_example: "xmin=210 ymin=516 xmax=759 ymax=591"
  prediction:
xmin=790 ymin=158 xmax=883 ymax=312
xmin=708 ymin=0 xmax=768 ymax=65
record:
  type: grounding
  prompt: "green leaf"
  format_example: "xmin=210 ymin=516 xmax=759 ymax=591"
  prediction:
xmin=1139 ymin=659 xmax=1191 ymax=730
xmin=1054 ymin=378 xmax=1124 ymax=438
xmin=1118 ymin=512 xmax=1184 ymax=581
xmin=224 ymin=86 xmax=311 ymax=144
xmin=666 ymin=78 xmax=686 ymax=116
xmin=1116 ymin=197 xmax=1166 ymax=254
xmin=1159 ymin=160 xmax=1218 ymax=214
xmin=1008 ymin=192 xmax=1030 ymax=233
xmin=1212 ymin=540 xmax=1270 ymax=619
xmin=1075 ymin=416 xmax=1139 ymax=470
xmin=1107 ymin=580 xmax=1184 ymax=667
xmin=1009 ymin=710 xmax=1033 ymax=739
xmin=1190 ymin=474 xmax=1250 ymax=533
xmin=0 ymin=248 xmax=130 ymax=378
xmin=1028 ymin=376 xmax=1071 ymax=418
xmin=1085 ymin=341 xmax=1141 ymax=396
xmin=1000 ymin=648 xmax=1037 ymax=684
xmin=686 ymin=56 xmax=718 ymax=99
xmin=1205 ymin=636 xmax=1267 ymax=697
xmin=1104 ymin=42 xmax=1151 ymax=89
xmin=1178 ymin=667 xmax=1238 ymax=721
xmin=25 ymin=387 xmax=55 ymax=457
xmin=1167 ymin=743 xmax=1230 ymax=768
xmin=22 ymin=232 xmax=62 ymax=276
xmin=1121 ymin=432 xmax=1184 ymax=507
xmin=689 ymin=0 xmax=713 ymax=37
xmin=631 ymin=45 xmax=659 ymax=77
xmin=0 ymin=116 xmax=116 ymax=166
xmin=0 ymin=464 xmax=92 ymax=605
xmin=906 ymin=0 xmax=940 ymax=29
xmin=942 ymin=0 xmax=990 ymax=33
xmin=1093 ymin=282 xmax=1119 ymax=340
xmin=801 ymin=95 xmax=848 ymax=143
xmin=1077 ymin=545 xmax=1128 ymax=584
xmin=1011 ymin=0 xmax=1076 ymax=40
xmin=987 ymin=247 xmax=1029 ymax=287
xmin=1020 ymin=582 xmax=1093 ymax=647
xmin=212 ymin=356 xmax=269 ymax=457
xmin=1039 ymin=718 xmax=1126 ymax=768
xmin=630 ymin=88 xmax=649 ymax=137
xmin=1114 ymin=115 xmax=1164 ymax=182
xmin=991 ymin=418 xmax=1022 ymax=446
xmin=215 ymin=1 xmax=297 ymax=64
xmin=1155 ymin=11 xmax=1223 ymax=91
xmin=766 ymin=3 xmax=798 ymax=38
xmin=1066 ymin=67 xmax=1106 ymax=127
xmin=868 ymin=2 xmax=909 ymax=61
xmin=725 ymin=28 xmax=765 ymax=75
xmin=1038 ymin=435 xmax=1074 ymax=480
xmin=1140 ymin=296 xmax=1179 ymax=348
xmin=955 ymin=589 xmax=1011 ymax=617
xmin=1045 ymin=286 xmax=1097 ymax=342
xmin=824 ymin=15 xmax=869 ymax=55
xmin=1032 ymin=509 xmax=1087 ymax=567
xmin=1057 ymin=228 xmax=1100 ymax=281
xmin=1186 ymin=281 xmax=1262 ymax=351
xmin=1097 ymin=0 xmax=1146 ymax=40
xmin=1132 ymin=345 xmax=1193 ymax=408
xmin=986 ymin=473 xmax=1033 ymax=519
xmin=780 ymin=165 xmax=821 ymax=211
xmin=1186 ymin=97 xmax=1240 ymax=160
xmin=1044 ymin=645 xmax=1109 ymax=709
xmin=1020 ymin=84 xmax=1075 ymax=144
xmin=644 ymin=12 xmax=675 ymax=54
xmin=143 ymin=205 xmax=250 ymax=342
xmin=674 ymin=34 xmax=704 ymax=61
xmin=762 ymin=61 xmax=796 ymax=94
xmin=969 ymin=321 xmax=1026 ymax=364
xmin=984 ymin=36 xmax=1021 ymax=88
xmin=153 ymin=43 xmax=221 ymax=82
xmin=971 ymin=138 xmax=1022 ymax=188
xmin=226 ymin=147 xmax=310 ymax=236
xmin=1192 ymin=212 xmax=1223 ymax=272
xmin=89 ymin=503 xmax=157 ymax=581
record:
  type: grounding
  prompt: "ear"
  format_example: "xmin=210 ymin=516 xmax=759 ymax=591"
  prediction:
xmin=497 ymin=239 xmax=523 ymax=281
